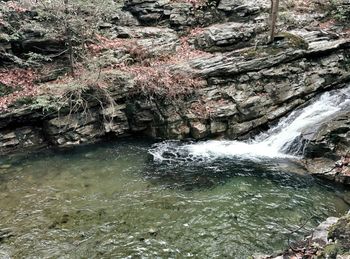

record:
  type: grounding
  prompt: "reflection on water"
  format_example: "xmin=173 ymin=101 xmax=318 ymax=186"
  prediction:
xmin=0 ymin=139 xmax=349 ymax=258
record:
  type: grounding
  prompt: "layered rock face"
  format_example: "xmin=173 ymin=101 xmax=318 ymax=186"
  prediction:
xmin=1 ymin=36 xmax=349 ymax=155
xmin=130 ymin=42 xmax=350 ymax=140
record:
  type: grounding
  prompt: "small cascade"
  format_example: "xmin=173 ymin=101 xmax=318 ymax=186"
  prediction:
xmin=150 ymin=86 xmax=350 ymax=162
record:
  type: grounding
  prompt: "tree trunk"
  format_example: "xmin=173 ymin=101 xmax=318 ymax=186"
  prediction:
xmin=64 ymin=0 xmax=74 ymax=77
xmin=269 ymin=0 xmax=279 ymax=43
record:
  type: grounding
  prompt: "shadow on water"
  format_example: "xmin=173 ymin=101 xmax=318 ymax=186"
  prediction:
xmin=143 ymin=156 xmax=316 ymax=191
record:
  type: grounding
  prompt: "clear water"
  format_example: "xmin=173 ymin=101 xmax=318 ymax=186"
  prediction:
xmin=0 ymin=139 xmax=349 ymax=258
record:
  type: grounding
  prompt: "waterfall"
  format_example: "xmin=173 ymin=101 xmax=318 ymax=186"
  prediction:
xmin=149 ymin=86 xmax=350 ymax=162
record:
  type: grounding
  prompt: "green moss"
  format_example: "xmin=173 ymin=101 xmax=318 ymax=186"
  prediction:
xmin=0 ymin=83 xmax=17 ymax=97
xmin=275 ymin=32 xmax=309 ymax=50
xmin=29 ymin=95 xmax=65 ymax=113
xmin=241 ymin=48 xmax=258 ymax=58
xmin=327 ymin=215 xmax=350 ymax=254
xmin=11 ymin=96 xmax=34 ymax=107
xmin=0 ymin=33 xmax=10 ymax=43
xmin=328 ymin=0 xmax=350 ymax=22
xmin=323 ymin=244 xmax=342 ymax=258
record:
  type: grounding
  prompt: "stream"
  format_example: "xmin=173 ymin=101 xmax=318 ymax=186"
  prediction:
xmin=0 ymin=87 xmax=349 ymax=258
xmin=0 ymin=140 xmax=349 ymax=258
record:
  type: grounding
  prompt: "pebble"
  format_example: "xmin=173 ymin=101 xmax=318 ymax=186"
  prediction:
xmin=0 ymin=164 xmax=11 ymax=169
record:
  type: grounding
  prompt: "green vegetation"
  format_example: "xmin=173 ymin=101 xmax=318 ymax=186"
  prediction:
xmin=11 ymin=96 xmax=34 ymax=107
xmin=0 ymin=83 xmax=18 ymax=97
xmin=328 ymin=0 xmax=350 ymax=22
xmin=276 ymin=32 xmax=309 ymax=49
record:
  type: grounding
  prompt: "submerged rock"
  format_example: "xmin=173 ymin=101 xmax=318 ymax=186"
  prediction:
xmin=254 ymin=215 xmax=350 ymax=259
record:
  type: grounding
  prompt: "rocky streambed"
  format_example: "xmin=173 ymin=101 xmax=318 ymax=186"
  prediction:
xmin=0 ymin=139 xmax=349 ymax=258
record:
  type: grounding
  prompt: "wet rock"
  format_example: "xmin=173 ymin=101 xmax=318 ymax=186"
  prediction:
xmin=166 ymin=121 xmax=191 ymax=140
xmin=302 ymin=110 xmax=350 ymax=185
xmin=148 ymin=228 xmax=158 ymax=236
xmin=210 ymin=120 xmax=227 ymax=134
xmin=190 ymin=121 xmax=208 ymax=139
xmin=0 ymin=228 xmax=14 ymax=242
xmin=303 ymin=111 xmax=350 ymax=159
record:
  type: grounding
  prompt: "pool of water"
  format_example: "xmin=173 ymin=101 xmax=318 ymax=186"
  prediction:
xmin=0 ymin=139 xmax=349 ymax=258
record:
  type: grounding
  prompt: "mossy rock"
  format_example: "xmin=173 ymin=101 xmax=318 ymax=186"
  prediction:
xmin=240 ymin=45 xmax=285 ymax=60
xmin=328 ymin=214 xmax=350 ymax=252
xmin=0 ymin=83 xmax=19 ymax=97
xmin=0 ymin=33 xmax=11 ymax=43
xmin=274 ymin=32 xmax=309 ymax=50
xmin=11 ymin=96 xmax=34 ymax=107
xmin=322 ymin=243 xmax=343 ymax=259
xmin=0 ymin=83 xmax=10 ymax=97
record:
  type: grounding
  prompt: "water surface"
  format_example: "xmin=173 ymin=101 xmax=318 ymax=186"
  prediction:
xmin=0 ymin=139 xmax=349 ymax=258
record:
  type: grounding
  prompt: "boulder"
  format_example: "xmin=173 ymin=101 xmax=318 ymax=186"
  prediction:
xmin=302 ymin=110 xmax=350 ymax=185
xmin=100 ymin=104 xmax=129 ymax=135
xmin=0 ymin=126 xmax=45 ymax=155
xmin=44 ymin=112 xmax=104 ymax=147
xmin=303 ymin=110 xmax=350 ymax=159
xmin=110 ymin=10 xmax=140 ymax=26
xmin=124 ymin=0 xmax=223 ymax=29
xmin=217 ymin=0 xmax=269 ymax=16
xmin=190 ymin=121 xmax=208 ymax=139
xmin=194 ymin=22 xmax=266 ymax=52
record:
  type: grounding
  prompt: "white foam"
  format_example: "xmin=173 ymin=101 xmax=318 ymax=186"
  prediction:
xmin=150 ymin=86 xmax=350 ymax=162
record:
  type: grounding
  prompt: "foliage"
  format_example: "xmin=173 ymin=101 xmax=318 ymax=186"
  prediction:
xmin=321 ymin=244 xmax=343 ymax=258
xmin=330 ymin=1 xmax=350 ymax=22
xmin=12 ymin=96 xmax=34 ymax=106
xmin=87 ymin=31 xmax=208 ymax=98
xmin=0 ymin=0 xmax=209 ymax=111
xmin=319 ymin=0 xmax=350 ymax=22
xmin=24 ymin=52 xmax=53 ymax=66
xmin=0 ymin=82 xmax=17 ymax=97
xmin=0 ymin=68 xmax=37 ymax=110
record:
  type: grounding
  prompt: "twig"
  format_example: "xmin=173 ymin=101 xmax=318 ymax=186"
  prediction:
xmin=287 ymin=215 xmax=318 ymax=251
